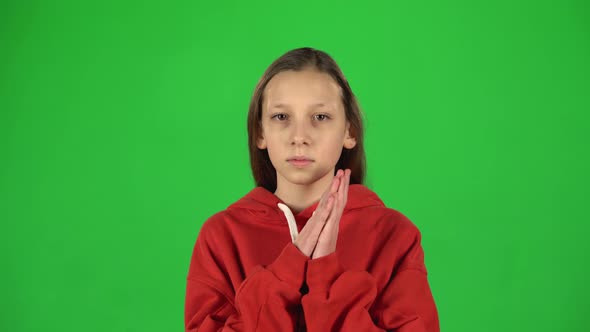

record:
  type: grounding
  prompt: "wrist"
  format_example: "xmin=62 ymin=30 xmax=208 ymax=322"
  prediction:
xmin=306 ymin=251 xmax=345 ymax=293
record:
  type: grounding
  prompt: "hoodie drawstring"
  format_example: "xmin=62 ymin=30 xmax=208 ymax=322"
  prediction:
xmin=277 ymin=203 xmax=299 ymax=243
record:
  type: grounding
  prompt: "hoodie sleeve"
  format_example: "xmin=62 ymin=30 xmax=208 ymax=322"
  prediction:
xmin=185 ymin=220 xmax=310 ymax=332
xmin=301 ymin=224 xmax=440 ymax=332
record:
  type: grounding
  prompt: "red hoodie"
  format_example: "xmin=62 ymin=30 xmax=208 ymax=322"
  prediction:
xmin=185 ymin=184 xmax=439 ymax=332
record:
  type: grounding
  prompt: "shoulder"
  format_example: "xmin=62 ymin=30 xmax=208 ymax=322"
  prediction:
xmin=369 ymin=207 xmax=425 ymax=252
xmin=195 ymin=209 xmax=233 ymax=244
xmin=359 ymin=207 xmax=427 ymax=273
xmin=372 ymin=207 xmax=422 ymax=235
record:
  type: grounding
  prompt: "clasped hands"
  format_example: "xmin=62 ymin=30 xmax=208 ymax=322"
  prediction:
xmin=293 ymin=169 xmax=351 ymax=260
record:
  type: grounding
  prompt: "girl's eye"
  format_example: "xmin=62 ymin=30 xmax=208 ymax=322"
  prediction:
xmin=272 ymin=113 xmax=288 ymax=121
xmin=315 ymin=114 xmax=331 ymax=121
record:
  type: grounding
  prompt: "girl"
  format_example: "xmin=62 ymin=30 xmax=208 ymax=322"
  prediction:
xmin=185 ymin=47 xmax=439 ymax=332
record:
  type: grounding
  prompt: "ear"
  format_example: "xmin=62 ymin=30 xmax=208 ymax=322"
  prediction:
xmin=343 ymin=122 xmax=357 ymax=149
xmin=257 ymin=135 xmax=267 ymax=149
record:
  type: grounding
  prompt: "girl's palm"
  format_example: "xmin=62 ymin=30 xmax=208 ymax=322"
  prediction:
xmin=311 ymin=169 xmax=350 ymax=259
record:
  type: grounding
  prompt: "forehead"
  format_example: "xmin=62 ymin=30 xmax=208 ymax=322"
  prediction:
xmin=263 ymin=69 xmax=342 ymax=107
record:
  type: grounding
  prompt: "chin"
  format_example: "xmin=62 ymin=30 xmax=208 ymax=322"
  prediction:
xmin=279 ymin=168 xmax=331 ymax=187
xmin=285 ymin=174 xmax=316 ymax=185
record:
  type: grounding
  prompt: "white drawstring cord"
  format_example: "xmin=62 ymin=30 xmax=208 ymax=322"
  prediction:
xmin=277 ymin=203 xmax=299 ymax=243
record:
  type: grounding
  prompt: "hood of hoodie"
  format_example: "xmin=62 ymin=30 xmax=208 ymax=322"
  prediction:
xmin=226 ymin=184 xmax=386 ymax=225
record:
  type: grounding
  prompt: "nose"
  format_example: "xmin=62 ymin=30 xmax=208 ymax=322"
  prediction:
xmin=290 ymin=119 xmax=311 ymax=146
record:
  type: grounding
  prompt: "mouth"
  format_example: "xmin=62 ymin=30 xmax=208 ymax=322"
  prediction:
xmin=287 ymin=156 xmax=314 ymax=162
xmin=287 ymin=157 xmax=314 ymax=167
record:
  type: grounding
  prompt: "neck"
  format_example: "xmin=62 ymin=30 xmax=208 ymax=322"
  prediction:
xmin=273 ymin=169 xmax=335 ymax=214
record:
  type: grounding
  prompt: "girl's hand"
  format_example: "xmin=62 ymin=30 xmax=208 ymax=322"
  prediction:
xmin=311 ymin=168 xmax=350 ymax=259
xmin=293 ymin=172 xmax=342 ymax=257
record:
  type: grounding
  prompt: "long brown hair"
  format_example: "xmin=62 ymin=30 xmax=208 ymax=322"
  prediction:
xmin=247 ymin=47 xmax=366 ymax=193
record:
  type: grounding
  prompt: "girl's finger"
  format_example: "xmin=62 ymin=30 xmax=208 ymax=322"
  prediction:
xmin=318 ymin=176 xmax=338 ymax=208
xmin=318 ymin=194 xmax=335 ymax=222
xmin=327 ymin=170 xmax=347 ymax=227
xmin=337 ymin=169 xmax=346 ymax=204
xmin=344 ymin=169 xmax=350 ymax=203
xmin=321 ymin=199 xmax=340 ymax=235
xmin=314 ymin=171 xmax=342 ymax=219
xmin=323 ymin=178 xmax=339 ymax=208
xmin=318 ymin=172 xmax=341 ymax=211
xmin=330 ymin=172 xmax=341 ymax=194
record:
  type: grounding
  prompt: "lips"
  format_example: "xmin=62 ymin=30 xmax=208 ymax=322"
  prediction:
xmin=287 ymin=156 xmax=314 ymax=167
xmin=288 ymin=159 xmax=313 ymax=167
xmin=287 ymin=156 xmax=313 ymax=161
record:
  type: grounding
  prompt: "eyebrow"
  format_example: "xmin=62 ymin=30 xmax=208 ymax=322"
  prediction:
xmin=270 ymin=102 xmax=327 ymax=109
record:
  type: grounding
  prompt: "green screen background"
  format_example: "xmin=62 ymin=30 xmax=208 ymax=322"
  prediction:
xmin=1 ymin=0 xmax=588 ymax=331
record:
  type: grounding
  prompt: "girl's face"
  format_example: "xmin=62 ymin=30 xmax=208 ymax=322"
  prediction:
xmin=257 ymin=68 xmax=356 ymax=190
